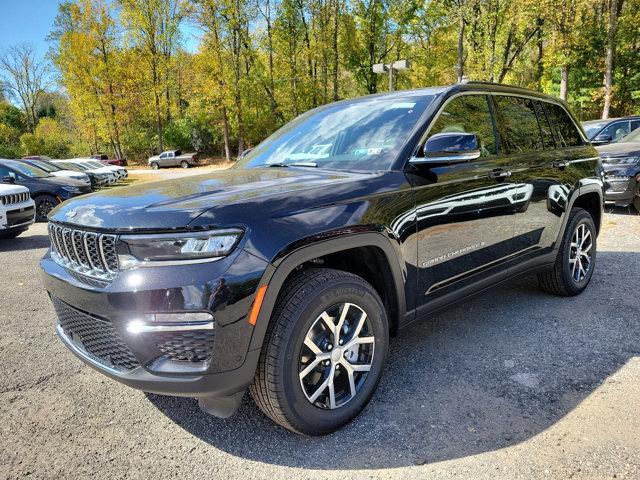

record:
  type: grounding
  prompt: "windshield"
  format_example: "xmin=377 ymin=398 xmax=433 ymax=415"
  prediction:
xmin=582 ymin=121 xmax=608 ymax=139
xmin=8 ymin=162 xmax=50 ymax=178
xmin=236 ymin=95 xmax=434 ymax=171
xmin=617 ymin=128 xmax=640 ymax=143
xmin=86 ymin=161 xmax=105 ymax=168
xmin=57 ymin=162 xmax=85 ymax=171
xmin=28 ymin=160 xmax=60 ymax=173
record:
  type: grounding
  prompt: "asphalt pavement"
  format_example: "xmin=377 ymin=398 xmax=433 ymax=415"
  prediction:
xmin=1 ymin=208 xmax=638 ymax=480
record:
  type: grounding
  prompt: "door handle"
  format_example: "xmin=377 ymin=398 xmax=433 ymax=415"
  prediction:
xmin=488 ymin=169 xmax=512 ymax=180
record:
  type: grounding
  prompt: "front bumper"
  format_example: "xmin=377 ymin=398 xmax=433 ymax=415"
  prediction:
xmin=604 ymin=176 xmax=638 ymax=207
xmin=41 ymin=248 xmax=269 ymax=398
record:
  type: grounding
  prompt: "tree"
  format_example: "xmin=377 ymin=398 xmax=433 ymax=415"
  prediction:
xmin=0 ymin=43 xmax=50 ymax=132
xmin=602 ymin=0 xmax=625 ymax=118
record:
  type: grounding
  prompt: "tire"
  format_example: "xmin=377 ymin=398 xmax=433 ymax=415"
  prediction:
xmin=633 ymin=194 xmax=640 ymax=212
xmin=538 ymin=207 xmax=597 ymax=296
xmin=33 ymin=194 xmax=60 ymax=222
xmin=180 ymin=160 xmax=189 ymax=169
xmin=150 ymin=162 xmax=159 ymax=170
xmin=250 ymin=268 xmax=389 ymax=436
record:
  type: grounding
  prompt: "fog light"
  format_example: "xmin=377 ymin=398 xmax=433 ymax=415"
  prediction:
xmin=126 ymin=312 xmax=214 ymax=334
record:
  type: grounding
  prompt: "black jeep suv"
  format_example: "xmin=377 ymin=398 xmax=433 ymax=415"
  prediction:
xmin=41 ymin=83 xmax=603 ymax=435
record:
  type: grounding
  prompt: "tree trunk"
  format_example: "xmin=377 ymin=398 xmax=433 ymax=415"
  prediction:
xmin=332 ymin=0 xmax=339 ymax=101
xmin=602 ymin=0 xmax=623 ymax=119
xmin=456 ymin=14 xmax=466 ymax=83
xmin=221 ymin=106 xmax=231 ymax=162
xmin=560 ymin=64 xmax=569 ymax=101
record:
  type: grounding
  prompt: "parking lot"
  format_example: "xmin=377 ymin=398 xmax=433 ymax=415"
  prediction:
xmin=1 ymin=207 xmax=638 ymax=480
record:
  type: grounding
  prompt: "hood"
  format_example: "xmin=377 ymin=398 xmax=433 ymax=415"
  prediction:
xmin=0 ymin=183 xmax=29 ymax=195
xmin=48 ymin=167 xmax=372 ymax=231
xmin=596 ymin=142 xmax=640 ymax=160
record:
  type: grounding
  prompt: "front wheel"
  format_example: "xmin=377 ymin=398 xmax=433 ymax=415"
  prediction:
xmin=538 ymin=208 xmax=597 ymax=296
xmin=250 ymin=268 xmax=389 ymax=436
xmin=34 ymin=194 xmax=60 ymax=222
xmin=150 ymin=162 xmax=159 ymax=170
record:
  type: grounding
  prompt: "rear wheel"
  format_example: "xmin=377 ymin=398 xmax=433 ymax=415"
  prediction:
xmin=250 ymin=268 xmax=388 ymax=436
xmin=150 ymin=162 xmax=159 ymax=170
xmin=33 ymin=194 xmax=60 ymax=222
xmin=180 ymin=160 xmax=189 ymax=169
xmin=538 ymin=208 xmax=596 ymax=296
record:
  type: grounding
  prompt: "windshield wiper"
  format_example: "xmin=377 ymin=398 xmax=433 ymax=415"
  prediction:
xmin=268 ymin=161 xmax=317 ymax=168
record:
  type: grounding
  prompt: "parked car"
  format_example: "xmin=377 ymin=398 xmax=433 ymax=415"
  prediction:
xmin=595 ymin=127 xmax=640 ymax=210
xmin=90 ymin=153 xmax=128 ymax=167
xmin=148 ymin=150 xmax=198 ymax=169
xmin=0 ymin=183 xmax=35 ymax=238
xmin=582 ymin=116 xmax=640 ymax=145
xmin=41 ymin=83 xmax=603 ymax=436
xmin=54 ymin=160 xmax=118 ymax=185
xmin=20 ymin=158 xmax=92 ymax=189
xmin=81 ymin=159 xmax=128 ymax=180
xmin=0 ymin=159 xmax=92 ymax=221
xmin=52 ymin=160 xmax=110 ymax=188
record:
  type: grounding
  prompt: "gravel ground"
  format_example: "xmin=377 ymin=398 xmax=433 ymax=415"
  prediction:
xmin=1 ymin=208 xmax=638 ymax=480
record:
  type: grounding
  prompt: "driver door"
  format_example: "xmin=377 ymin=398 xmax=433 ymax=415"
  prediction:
xmin=409 ymin=93 xmax=521 ymax=313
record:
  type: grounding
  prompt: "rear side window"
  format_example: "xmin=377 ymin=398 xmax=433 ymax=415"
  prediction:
xmin=492 ymin=96 xmax=543 ymax=154
xmin=631 ymin=119 xmax=640 ymax=131
xmin=544 ymin=103 xmax=583 ymax=147
xmin=428 ymin=94 xmax=497 ymax=157
xmin=533 ymin=101 xmax=556 ymax=149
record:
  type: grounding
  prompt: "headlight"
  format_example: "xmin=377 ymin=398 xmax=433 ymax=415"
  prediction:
xmin=117 ymin=228 xmax=243 ymax=268
xmin=62 ymin=186 xmax=80 ymax=193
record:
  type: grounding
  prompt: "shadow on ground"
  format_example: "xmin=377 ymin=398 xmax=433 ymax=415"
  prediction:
xmin=0 ymin=233 xmax=50 ymax=251
xmin=148 ymin=250 xmax=640 ymax=470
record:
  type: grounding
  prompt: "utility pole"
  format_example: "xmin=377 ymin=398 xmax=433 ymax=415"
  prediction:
xmin=372 ymin=60 xmax=411 ymax=92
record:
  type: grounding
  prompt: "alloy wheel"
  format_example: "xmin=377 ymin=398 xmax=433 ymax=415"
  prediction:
xmin=298 ymin=302 xmax=375 ymax=410
xmin=569 ymin=223 xmax=593 ymax=282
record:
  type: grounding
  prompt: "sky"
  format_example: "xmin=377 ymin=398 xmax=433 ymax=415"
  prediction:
xmin=0 ymin=0 xmax=201 ymax=58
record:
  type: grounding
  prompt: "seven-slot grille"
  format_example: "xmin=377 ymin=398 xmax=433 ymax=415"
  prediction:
xmin=51 ymin=296 xmax=140 ymax=372
xmin=48 ymin=222 xmax=119 ymax=280
xmin=1 ymin=192 xmax=30 ymax=205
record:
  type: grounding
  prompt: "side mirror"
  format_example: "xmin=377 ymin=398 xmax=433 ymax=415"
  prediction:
xmin=410 ymin=132 xmax=481 ymax=166
xmin=591 ymin=134 xmax=612 ymax=145
xmin=2 ymin=176 xmax=15 ymax=184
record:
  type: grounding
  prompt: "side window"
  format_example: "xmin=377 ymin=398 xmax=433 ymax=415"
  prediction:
xmin=492 ymin=95 xmax=543 ymax=154
xmin=160 ymin=153 xmax=167 ymax=159
xmin=600 ymin=121 xmax=630 ymax=142
xmin=533 ymin=101 xmax=556 ymax=149
xmin=0 ymin=166 xmax=11 ymax=178
xmin=545 ymin=103 xmax=583 ymax=147
xmin=427 ymin=95 xmax=497 ymax=157
xmin=631 ymin=120 xmax=640 ymax=131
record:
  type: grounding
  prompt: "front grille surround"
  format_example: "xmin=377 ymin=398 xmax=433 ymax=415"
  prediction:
xmin=48 ymin=222 xmax=118 ymax=281
xmin=1 ymin=192 xmax=30 ymax=205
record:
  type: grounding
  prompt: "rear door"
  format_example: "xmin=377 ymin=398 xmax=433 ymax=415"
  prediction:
xmin=411 ymin=93 xmax=520 ymax=312
xmin=501 ymin=96 xmax=595 ymax=261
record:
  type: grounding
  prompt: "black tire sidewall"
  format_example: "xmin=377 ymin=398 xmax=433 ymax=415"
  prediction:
xmin=151 ymin=162 xmax=159 ymax=169
xmin=278 ymin=278 xmax=388 ymax=435
xmin=34 ymin=195 xmax=59 ymax=222
xmin=561 ymin=211 xmax=597 ymax=295
xmin=181 ymin=161 xmax=189 ymax=168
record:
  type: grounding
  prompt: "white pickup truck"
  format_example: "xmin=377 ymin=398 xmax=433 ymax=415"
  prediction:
xmin=0 ymin=183 xmax=36 ymax=238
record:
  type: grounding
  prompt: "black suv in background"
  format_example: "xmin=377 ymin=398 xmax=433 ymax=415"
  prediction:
xmin=583 ymin=116 xmax=640 ymax=145
xmin=595 ymin=127 xmax=640 ymax=209
xmin=0 ymin=160 xmax=92 ymax=221
xmin=41 ymin=83 xmax=603 ymax=435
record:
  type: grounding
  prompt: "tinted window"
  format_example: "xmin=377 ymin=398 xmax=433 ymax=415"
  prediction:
xmin=600 ymin=121 xmax=629 ymax=142
xmin=493 ymin=96 xmax=543 ymax=153
xmin=631 ymin=120 xmax=640 ymax=131
xmin=427 ymin=95 xmax=497 ymax=157
xmin=545 ymin=103 xmax=583 ymax=147
xmin=533 ymin=101 xmax=556 ymax=149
